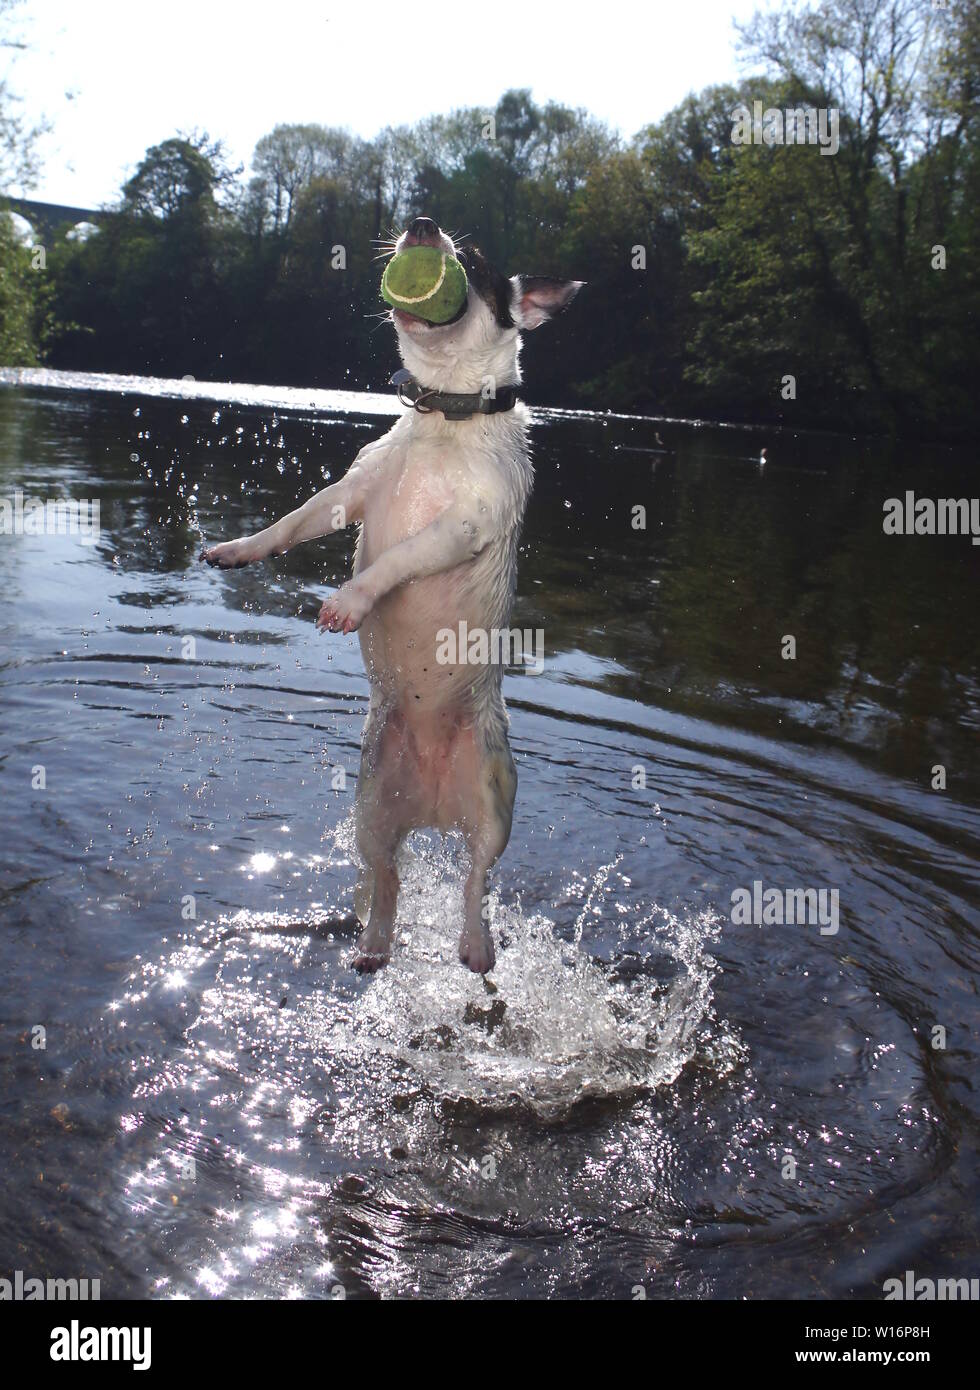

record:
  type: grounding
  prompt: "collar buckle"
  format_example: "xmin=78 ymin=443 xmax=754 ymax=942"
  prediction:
xmin=396 ymin=379 xmax=436 ymax=413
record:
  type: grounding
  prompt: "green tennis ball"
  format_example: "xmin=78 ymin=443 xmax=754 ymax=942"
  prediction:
xmin=381 ymin=246 xmax=468 ymax=324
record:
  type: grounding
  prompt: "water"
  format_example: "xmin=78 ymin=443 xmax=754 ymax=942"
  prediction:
xmin=0 ymin=367 xmax=977 ymax=1300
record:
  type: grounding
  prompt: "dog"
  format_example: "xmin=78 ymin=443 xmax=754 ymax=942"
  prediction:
xmin=203 ymin=216 xmax=581 ymax=972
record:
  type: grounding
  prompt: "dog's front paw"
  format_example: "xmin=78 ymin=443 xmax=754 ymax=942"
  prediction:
xmin=201 ymin=538 xmax=260 ymax=569
xmin=316 ymin=581 xmax=373 ymax=635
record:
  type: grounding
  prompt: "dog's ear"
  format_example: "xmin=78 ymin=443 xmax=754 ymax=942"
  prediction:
xmin=512 ymin=276 xmax=584 ymax=330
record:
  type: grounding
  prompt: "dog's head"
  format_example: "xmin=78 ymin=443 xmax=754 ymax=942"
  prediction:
xmin=386 ymin=216 xmax=583 ymax=393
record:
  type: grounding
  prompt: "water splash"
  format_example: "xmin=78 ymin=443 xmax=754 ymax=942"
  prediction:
xmin=118 ymin=825 xmax=736 ymax=1128
xmin=339 ymin=912 xmax=724 ymax=1117
xmin=299 ymin=822 xmax=736 ymax=1119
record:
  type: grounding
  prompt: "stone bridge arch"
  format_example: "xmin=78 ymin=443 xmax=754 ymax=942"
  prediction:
xmin=3 ymin=197 xmax=104 ymax=243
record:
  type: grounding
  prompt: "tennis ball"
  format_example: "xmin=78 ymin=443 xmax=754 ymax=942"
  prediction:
xmin=381 ymin=246 xmax=468 ymax=324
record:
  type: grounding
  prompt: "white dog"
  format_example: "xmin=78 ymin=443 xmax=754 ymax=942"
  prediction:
xmin=204 ymin=217 xmax=581 ymax=973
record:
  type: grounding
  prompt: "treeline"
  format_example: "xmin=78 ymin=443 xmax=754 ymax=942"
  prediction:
xmin=2 ymin=0 xmax=978 ymax=439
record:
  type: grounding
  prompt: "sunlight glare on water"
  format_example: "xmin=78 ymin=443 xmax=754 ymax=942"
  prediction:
xmin=112 ymin=825 xmax=739 ymax=1297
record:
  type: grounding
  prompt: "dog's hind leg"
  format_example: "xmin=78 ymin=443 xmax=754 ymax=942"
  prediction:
xmin=351 ymin=696 xmax=412 ymax=971
xmin=458 ymin=732 xmax=517 ymax=975
xmin=353 ymin=810 xmax=403 ymax=972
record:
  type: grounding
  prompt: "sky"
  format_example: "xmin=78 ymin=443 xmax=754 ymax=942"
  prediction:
xmin=5 ymin=0 xmax=768 ymax=209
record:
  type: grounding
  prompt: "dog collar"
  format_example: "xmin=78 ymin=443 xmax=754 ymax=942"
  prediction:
xmin=390 ymin=369 xmax=519 ymax=421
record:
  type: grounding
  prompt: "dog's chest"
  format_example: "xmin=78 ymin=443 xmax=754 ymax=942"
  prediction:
xmin=361 ymin=439 xmax=463 ymax=558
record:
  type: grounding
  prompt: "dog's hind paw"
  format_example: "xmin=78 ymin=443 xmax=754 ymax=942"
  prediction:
xmin=353 ymin=950 xmax=390 ymax=973
xmin=353 ymin=929 xmax=391 ymax=973
xmin=458 ymin=929 xmax=495 ymax=975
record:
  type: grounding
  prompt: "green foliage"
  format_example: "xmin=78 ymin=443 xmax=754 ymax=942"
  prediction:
xmin=0 ymin=207 xmax=37 ymax=362
xmin=0 ymin=0 xmax=57 ymax=363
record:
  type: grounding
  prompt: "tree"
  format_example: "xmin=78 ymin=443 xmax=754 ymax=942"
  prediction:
xmin=121 ymin=133 xmax=236 ymax=220
xmin=0 ymin=207 xmax=35 ymax=361
xmin=49 ymin=135 xmax=241 ymax=375
xmin=726 ymin=0 xmax=974 ymax=429
xmin=0 ymin=0 xmax=47 ymax=362
xmin=251 ymin=123 xmax=356 ymax=234
xmin=0 ymin=0 xmax=45 ymax=192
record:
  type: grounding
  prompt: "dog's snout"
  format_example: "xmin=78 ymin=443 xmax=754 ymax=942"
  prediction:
xmin=403 ymin=216 xmax=442 ymax=248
